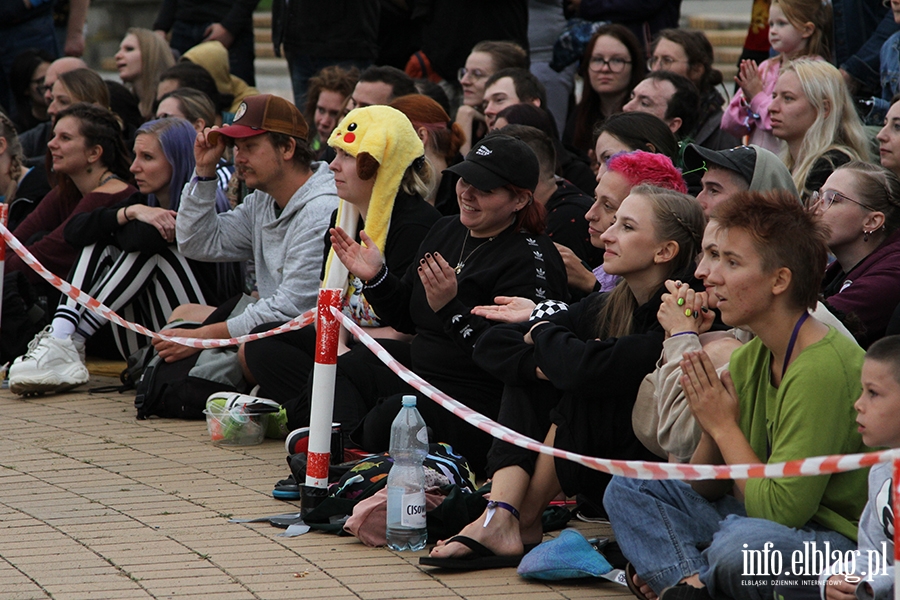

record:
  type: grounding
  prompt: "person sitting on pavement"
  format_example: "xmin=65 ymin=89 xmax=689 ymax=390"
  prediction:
xmin=422 ymin=184 xmax=705 ymax=570
xmin=150 ymin=94 xmax=338 ymax=379
xmin=605 ymin=189 xmax=869 ymax=600
xmin=242 ymin=105 xmax=441 ymax=432
xmin=8 ymin=118 xmax=229 ymax=395
xmin=326 ymin=134 xmax=568 ymax=476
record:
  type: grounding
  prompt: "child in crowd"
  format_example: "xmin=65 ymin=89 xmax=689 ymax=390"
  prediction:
xmin=721 ymin=0 xmax=832 ymax=152
xmin=774 ymin=335 xmax=898 ymax=600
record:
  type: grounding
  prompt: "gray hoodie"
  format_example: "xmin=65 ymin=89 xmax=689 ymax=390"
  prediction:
xmin=177 ymin=161 xmax=339 ymax=336
xmin=748 ymin=144 xmax=799 ymax=196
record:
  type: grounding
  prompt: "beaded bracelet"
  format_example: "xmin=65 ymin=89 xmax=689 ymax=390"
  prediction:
xmin=364 ymin=264 xmax=388 ymax=288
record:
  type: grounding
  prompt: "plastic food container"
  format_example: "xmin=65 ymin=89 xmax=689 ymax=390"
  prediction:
xmin=204 ymin=400 xmax=267 ymax=446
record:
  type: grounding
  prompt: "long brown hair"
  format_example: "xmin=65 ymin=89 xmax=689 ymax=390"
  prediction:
xmin=595 ymin=185 xmax=705 ymax=339
xmin=51 ymin=103 xmax=134 ymax=202
xmin=572 ymin=24 xmax=645 ymax=153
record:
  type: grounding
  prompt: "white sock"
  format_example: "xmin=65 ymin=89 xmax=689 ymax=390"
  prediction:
xmin=50 ymin=318 xmax=76 ymax=340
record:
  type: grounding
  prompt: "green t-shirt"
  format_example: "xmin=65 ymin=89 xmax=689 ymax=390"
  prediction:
xmin=729 ymin=327 xmax=869 ymax=541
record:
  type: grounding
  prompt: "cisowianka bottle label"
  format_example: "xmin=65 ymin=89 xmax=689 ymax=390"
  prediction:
xmin=400 ymin=491 xmax=427 ymax=528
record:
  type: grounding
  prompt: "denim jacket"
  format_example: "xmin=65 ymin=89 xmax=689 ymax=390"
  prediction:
xmin=834 ymin=0 xmax=899 ymax=96
xmin=868 ymin=30 xmax=900 ymax=124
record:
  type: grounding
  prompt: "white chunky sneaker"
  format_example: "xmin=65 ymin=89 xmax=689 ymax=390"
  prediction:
xmin=9 ymin=326 xmax=90 ymax=395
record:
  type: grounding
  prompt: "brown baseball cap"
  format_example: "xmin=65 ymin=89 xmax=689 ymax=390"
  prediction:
xmin=207 ymin=94 xmax=309 ymax=144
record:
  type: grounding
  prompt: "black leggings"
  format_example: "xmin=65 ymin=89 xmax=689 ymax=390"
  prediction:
xmin=244 ymin=325 xmax=498 ymax=475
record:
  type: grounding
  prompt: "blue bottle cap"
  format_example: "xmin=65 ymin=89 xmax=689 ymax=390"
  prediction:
xmin=401 ymin=395 xmax=416 ymax=407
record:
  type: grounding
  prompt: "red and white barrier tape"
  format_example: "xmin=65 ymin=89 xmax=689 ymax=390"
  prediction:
xmin=0 ymin=222 xmax=314 ymax=347
xmin=332 ymin=308 xmax=898 ymax=481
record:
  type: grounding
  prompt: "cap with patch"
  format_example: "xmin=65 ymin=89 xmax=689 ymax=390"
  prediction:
xmin=207 ymin=94 xmax=308 ymax=144
xmin=444 ymin=135 xmax=539 ymax=192
xmin=683 ymin=143 xmax=756 ymax=186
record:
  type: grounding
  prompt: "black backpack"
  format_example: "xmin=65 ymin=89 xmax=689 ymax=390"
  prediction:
xmin=134 ymin=323 xmax=243 ymax=420
xmin=0 ymin=272 xmax=49 ymax=364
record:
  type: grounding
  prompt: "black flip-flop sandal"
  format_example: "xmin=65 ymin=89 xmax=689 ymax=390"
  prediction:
xmin=418 ymin=535 xmax=526 ymax=570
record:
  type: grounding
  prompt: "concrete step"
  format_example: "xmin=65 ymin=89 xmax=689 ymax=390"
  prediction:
xmin=715 ymin=46 xmax=744 ymax=64
xmin=688 ymin=14 xmax=750 ymax=30
xmin=703 ymin=29 xmax=749 ymax=47
xmin=253 ymin=11 xmax=272 ymax=28
xmin=256 ymin=43 xmax=277 ymax=58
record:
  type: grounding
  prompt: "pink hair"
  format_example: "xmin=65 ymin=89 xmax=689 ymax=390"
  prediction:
xmin=607 ymin=150 xmax=688 ymax=193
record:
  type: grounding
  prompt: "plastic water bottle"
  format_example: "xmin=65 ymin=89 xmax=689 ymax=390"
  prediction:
xmin=386 ymin=395 xmax=429 ymax=551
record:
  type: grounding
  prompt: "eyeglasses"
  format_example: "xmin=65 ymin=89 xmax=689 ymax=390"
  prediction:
xmin=810 ymin=189 xmax=878 ymax=213
xmin=588 ymin=56 xmax=631 ymax=73
xmin=458 ymin=67 xmax=489 ymax=82
xmin=647 ymin=56 xmax=688 ymax=70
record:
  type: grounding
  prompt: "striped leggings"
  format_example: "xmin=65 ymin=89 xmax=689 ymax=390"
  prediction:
xmin=54 ymin=243 xmax=208 ymax=359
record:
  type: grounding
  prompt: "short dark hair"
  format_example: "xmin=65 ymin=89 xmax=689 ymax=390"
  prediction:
xmin=357 ymin=65 xmax=417 ymax=101
xmin=494 ymin=124 xmax=556 ymax=179
xmin=644 ymin=71 xmax=700 ymax=137
xmin=594 ymin=112 xmax=678 ymax=159
xmin=159 ymin=62 xmax=233 ymax=114
xmin=484 ymin=68 xmax=547 ymax=107
xmin=866 ymin=335 xmax=900 ymax=386
xmin=713 ymin=189 xmax=828 ymax=310
xmin=267 ymin=131 xmax=315 ymax=170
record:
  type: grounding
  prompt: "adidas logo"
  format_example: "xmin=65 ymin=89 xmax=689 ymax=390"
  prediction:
xmin=475 ymin=145 xmax=492 ymax=156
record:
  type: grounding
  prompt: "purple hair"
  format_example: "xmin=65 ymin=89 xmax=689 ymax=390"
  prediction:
xmin=135 ymin=117 xmax=230 ymax=213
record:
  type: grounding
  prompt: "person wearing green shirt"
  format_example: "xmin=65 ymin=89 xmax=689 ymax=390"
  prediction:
xmin=604 ymin=189 xmax=870 ymax=600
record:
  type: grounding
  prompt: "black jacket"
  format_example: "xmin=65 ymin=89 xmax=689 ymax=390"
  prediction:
xmin=153 ymin=0 xmax=260 ymax=36
xmin=272 ymin=0 xmax=380 ymax=60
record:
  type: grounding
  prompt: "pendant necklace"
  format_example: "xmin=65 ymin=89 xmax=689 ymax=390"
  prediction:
xmin=455 ymin=230 xmax=495 ymax=274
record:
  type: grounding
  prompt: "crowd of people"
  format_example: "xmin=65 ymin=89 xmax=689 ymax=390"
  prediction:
xmin=1 ymin=1 xmax=900 ymax=598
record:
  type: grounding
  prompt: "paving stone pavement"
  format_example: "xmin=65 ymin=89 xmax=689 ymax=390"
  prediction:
xmin=0 ymin=375 xmax=628 ymax=600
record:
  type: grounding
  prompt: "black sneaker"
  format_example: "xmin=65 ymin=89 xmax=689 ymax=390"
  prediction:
xmin=272 ymin=474 xmax=300 ymax=500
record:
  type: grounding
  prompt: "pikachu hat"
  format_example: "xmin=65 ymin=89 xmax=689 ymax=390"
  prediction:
xmin=323 ymin=106 xmax=425 ymax=288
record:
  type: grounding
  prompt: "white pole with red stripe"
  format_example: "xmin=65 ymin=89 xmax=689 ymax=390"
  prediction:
xmin=301 ymin=288 xmax=342 ymax=515
xmin=0 ymin=203 xmax=8 ymax=338
xmin=893 ymin=456 xmax=898 ymax=600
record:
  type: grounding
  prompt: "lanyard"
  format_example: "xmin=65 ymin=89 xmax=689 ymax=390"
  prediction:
xmin=781 ymin=311 xmax=809 ymax=380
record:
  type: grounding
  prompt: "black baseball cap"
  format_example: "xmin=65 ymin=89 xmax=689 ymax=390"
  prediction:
xmin=683 ymin=144 xmax=757 ymax=186
xmin=444 ymin=135 xmax=539 ymax=192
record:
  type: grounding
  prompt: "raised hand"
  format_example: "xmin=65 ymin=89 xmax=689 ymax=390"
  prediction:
xmin=330 ymin=227 xmax=384 ymax=281
xmin=194 ymin=127 xmax=227 ymax=177
xmin=735 ymin=60 xmax=763 ymax=99
xmin=418 ymin=252 xmax=458 ymax=312
xmin=471 ymin=295 xmax=536 ymax=323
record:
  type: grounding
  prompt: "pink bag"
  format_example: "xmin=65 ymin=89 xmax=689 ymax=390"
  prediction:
xmin=343 ymin=486 xmax=446 ymax=547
